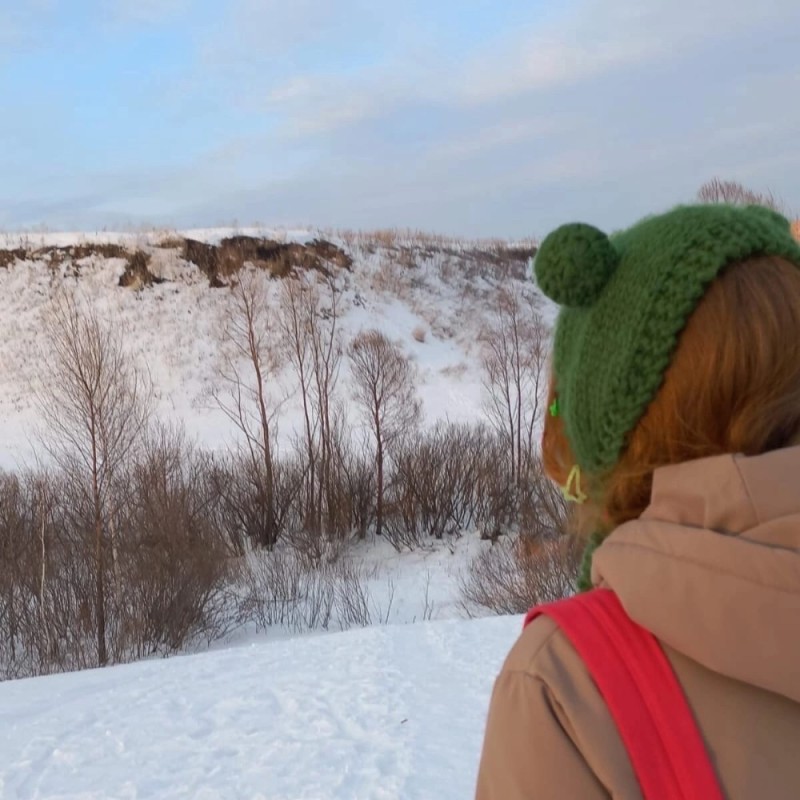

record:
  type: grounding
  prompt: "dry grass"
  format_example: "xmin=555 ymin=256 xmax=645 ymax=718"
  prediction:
xmin=154 ymin=235 xmax=187 ymax=250
xmin=331 ymin=226 xmax=537 ymax=255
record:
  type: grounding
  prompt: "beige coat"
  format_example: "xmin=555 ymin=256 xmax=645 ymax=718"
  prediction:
xmin=476 ymin=446 xmax=800 ymax=799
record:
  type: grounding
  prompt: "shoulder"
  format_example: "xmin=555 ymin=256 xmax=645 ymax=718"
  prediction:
xmin=500 ymin=614 xmax=580 ymax=685
xmin=478 ymin=616 xmax=622 ymax=799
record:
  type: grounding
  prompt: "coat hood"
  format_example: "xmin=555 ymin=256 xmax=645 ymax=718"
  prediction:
xmin=593 ymin=446 xmax=800 ymax=704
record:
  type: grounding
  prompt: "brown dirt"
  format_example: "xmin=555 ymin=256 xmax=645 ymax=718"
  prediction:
xmin=181 ymin=235 xmax=352 ymax=286
xmin=69 ymin=243 xmax=129 ymax=261
xmin=0 ymin=249 xmax=28 ymax=268
xmin=119 ymin=251 xmax=164 ymax=288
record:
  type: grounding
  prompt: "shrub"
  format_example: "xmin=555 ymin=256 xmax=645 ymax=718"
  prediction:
xmin=459 ymin=534 xmax=580 ymax=617
xmin=238 ymin=548 xmax=394 ymax=633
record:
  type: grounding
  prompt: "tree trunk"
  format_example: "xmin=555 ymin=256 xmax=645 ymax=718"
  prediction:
xmin=94 ymin=500 xmax=107 ymax=666
xmin=376 ymin=436 xmax=384 ymax=537
xmin=251 ymin=341 xmax=276 ymax=546
xmin=92 ymin=428 xmax=107 ymax=667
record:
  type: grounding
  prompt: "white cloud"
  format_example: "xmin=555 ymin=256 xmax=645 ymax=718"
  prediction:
xmin=109 ymin=0 xmax=190 ymax=25
xmin=2 ymin=0 xmax=798 ymax=234
xmin=252 ymin=0 xmax=800 ymax=138
xmin=444 ymin=0 xmax=800 ymax=106
xmin=426 ymin=116 xmax=580 ymax=162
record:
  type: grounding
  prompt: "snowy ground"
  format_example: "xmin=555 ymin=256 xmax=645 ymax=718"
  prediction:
xmin=0 ymin=615 xmax=519 ymax=800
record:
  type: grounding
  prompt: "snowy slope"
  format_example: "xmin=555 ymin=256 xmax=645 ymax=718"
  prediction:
xmin=0 ymin=615 xmax=519 ymax=800
xmin=0 ymin=227 xmax=542 ymax=469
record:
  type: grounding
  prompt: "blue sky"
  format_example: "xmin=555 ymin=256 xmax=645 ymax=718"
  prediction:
xmin=0 ymin=0 xmax=798 ymax=236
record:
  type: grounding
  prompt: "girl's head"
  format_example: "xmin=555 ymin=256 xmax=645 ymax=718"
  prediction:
xmin=536 ymin=205 xmax=800 ymax=540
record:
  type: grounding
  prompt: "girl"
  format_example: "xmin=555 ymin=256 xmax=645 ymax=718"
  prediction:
xmin=476 ymin=204 xmax=800 ymax=799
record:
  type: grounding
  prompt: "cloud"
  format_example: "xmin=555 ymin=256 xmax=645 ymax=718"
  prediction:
xmin=426 ymin=115 xmax=580 ymax=162
xmin=1 ymin=0 xmax=798 ymax=235
xmin=108 ymin=0 xmax=191 ymax=26
xmin=252 ymin=0 xmax=800 ymax=139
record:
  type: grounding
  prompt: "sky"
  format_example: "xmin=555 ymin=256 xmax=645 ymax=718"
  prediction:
xmin=0 ymin=0 xmax=798 ymax=238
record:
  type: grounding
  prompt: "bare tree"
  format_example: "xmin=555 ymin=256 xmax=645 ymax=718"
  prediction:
xmin=279 ymin=275 xmax=343 ymax=537
xmin=34 ymin=291 xmax=151 ymax=666
xmin=349 ymin=330 xmax=420 ymax=537
xmin=480 ymin=287 xmax=548 ymax=488
xmin=697 ymin=178 xmax=785 ymax=213
xmin=213 ymin=269 xmax=284 ymax=548
xmin=308 ymin=280 xmax=343 ymax=535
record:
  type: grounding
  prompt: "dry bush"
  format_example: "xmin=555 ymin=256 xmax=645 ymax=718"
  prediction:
xmin=238 ymin=547 xmax=335 ymax=633
xmin=238 ymin=549 xmax=393 ymax=633
xmin=0 ymin=429 xmax=239 ymax=678
xmin=332 ymin=439 xmax=376 ymax=540
xmin=459 ymin=535 xmax=580 ymax=617
xmin=203 ymin=457 xmax=248 ymax=557
xmin=471 ymin=432 xmax=518 ymax=541
xmin=113 ymin=428 xmax=235 ymax=657
xmin=286 ymin=429 xmax=376 ymax=564
xmin=370 ymin=256 xmax=408 ymax=297
xmin=215 ymin=453 xmax=303 ymax=551
xmin=385 ymin=423 xmax=482 ymax=549
xmin=384 ymin=423 xmax=536 ymax=550
xmin=333 ymin=560 xmax=395 ymax=628
xmin=697 ymin=178 xmax=785 ymax=213
xmin=0 ymin=471 xmax=79 ymax=678
xmin=519 ymin=457 xmax=570 ymax=541
xmin=371 ymin=229 xmax=400 ymax=250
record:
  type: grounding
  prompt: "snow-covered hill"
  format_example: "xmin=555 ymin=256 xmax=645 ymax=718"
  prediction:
xmin=0 ymin=614 xmax=519 ymax=800
xmin=0 ymin=227 xmax=540 ymax=469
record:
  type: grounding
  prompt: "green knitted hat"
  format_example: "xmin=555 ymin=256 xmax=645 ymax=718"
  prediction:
xmin=535 ymin=204 xmax=800 ymax=476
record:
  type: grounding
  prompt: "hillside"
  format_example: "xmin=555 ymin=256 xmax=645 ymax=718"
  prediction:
xmin=0 ymin=227 xmax=540 ymax=469
xmin=0 ymin=226 xmax=557 ymax=686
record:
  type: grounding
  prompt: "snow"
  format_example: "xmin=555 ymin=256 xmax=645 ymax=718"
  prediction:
xmin=0 ymin=615 xmax=519 ymax=799
xmin=0 ymin=227 xmax=540 ymax=469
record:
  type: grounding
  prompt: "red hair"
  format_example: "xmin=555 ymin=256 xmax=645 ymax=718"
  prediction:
xmin=543 ymin=255 xmax=800 ymax=535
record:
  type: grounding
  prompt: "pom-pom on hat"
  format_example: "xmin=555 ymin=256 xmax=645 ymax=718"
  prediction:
xmin=535 ymin=204 xmax=800 ymax=476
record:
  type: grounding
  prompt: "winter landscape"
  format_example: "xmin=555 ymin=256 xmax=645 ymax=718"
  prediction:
xmin=0 ymin=228 xmax=569 ymax=799
xmin=2 ymin=0 xmax=797 ymax=797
